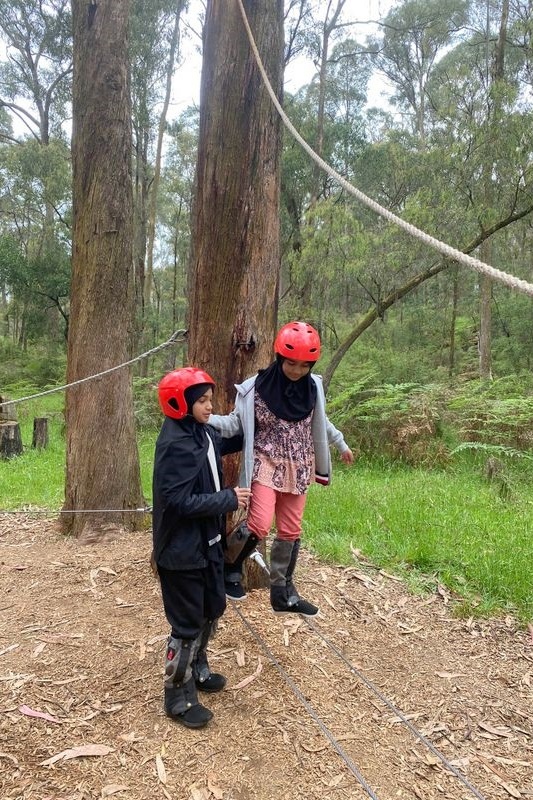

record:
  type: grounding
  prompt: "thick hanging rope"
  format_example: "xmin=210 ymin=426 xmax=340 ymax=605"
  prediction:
xmin=236 ymin=0 xmax=533 ymax=298
xmin=0 ymin=329 xmax=187 ymax=410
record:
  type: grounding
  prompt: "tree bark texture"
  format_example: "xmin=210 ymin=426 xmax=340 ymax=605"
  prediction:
xmin=188 ymin=0 xmax=284 ymax=413
xmin=65 ymin=0 xmax=143 ymax=539
xmin=0 ymin=422 xmax=23 ymax=459
xmin=32 ymin=418 xmax=49 ymax=450
xmin=0 ymin=397 xmax=17 ymax=422
xmin=188 ymin=0 xmax=283 ymax=591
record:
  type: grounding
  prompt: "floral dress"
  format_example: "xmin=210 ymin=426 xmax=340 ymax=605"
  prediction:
xmin=251 ymin=395 xmax=314 ymax=495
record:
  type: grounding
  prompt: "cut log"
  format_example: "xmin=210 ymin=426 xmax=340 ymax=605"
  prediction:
xmin=32 ymin=417 xmax=49 ymax=450
xmin=0 ymin=396 xmax=17 ymax=422
xmin=0 ymin=421 xmax=23 ymax=459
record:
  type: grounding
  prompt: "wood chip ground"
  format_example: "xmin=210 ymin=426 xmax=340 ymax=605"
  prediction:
xmin=0 ymin=515 xmax=532 ymax=800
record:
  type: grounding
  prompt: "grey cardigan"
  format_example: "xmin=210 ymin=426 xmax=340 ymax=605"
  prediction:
xmin=209 ymin=373 xmax=350 ymax=488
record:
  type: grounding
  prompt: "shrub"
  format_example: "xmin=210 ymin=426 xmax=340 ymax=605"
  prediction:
xmin=327 ymin=376 xmax=533 ymax=466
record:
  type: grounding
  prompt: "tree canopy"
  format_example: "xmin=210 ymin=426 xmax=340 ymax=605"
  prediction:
xmin=1 ymin=0 xmax=533 ymax=528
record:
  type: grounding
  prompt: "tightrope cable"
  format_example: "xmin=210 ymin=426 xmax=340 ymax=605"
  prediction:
xmin=233 ymin=605 xmax=382 ymax=800
xmin=0 ymin=329 xmax=187 ymax=410
xmin=234 ymin=603 xmax=489 ymax=800
xmin=305 ymin=618 xmax=488 ymax=800
xmin=236 ymin=0 xmax=533 ymax=299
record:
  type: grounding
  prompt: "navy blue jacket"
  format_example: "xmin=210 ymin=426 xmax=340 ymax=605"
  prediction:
xmin=152 ymin=417 xmax=239 ymax=570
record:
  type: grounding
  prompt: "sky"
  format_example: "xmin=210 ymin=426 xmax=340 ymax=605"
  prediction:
xmin=170 ymin=0 xmax=397 ymax=116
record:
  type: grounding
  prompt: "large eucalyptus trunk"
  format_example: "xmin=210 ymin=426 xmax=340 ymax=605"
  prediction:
xmin=188 ymin=0 xmax=283 ymax=589
xmin=65 ymin=0 xmax=143 ymax=541
xmin=188 ymin=0 xmax=283 ymax=408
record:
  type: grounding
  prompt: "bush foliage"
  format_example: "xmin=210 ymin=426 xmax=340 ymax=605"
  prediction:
xmin=327 ymin=375 xmax=533 ymax=467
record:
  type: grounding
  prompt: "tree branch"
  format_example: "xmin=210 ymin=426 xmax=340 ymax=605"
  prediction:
xmin=322 ymin=200 xmax=533 ymax=391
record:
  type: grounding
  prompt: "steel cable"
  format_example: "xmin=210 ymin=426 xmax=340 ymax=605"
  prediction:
xmin=0 ymin=329 xmax=187 ymax=410
xmin=233 ymin=604 xmax=382 ymax=800
xmin=305 ymin=617 xmax=488 ymax=800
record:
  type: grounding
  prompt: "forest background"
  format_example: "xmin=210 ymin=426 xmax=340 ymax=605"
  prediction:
xmin=0 ymin=0 xmax=532 ymax=622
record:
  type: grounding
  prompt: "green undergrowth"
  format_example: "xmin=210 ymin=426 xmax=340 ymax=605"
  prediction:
xmin=304 ymin=459 xmax=533 ymax=623
xmin=1 ymin=382 xmax=532 ymax=623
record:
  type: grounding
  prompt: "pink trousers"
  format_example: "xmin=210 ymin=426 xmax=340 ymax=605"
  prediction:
xmin=247 ymin=481 xmax=308 ymax=542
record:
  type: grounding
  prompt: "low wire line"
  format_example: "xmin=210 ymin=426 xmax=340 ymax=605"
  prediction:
xmin=0 ymin=507 xmax=152 ymax=515
xmin=0 ymin=329 xmax=187 ymax=410
xmin=305 ymin=618 xmax=488 ymax=800
xmin=233 ymin=605 xmax=382 ymax=800
xmin=236 ymin=0 xmax=533 ymax=299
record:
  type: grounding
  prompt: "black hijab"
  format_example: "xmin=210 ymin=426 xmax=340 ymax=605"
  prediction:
xmin=255 ymin=355 xmax=316 ymax=422
xmin=184 ymin=382 xmax=213 ymax=415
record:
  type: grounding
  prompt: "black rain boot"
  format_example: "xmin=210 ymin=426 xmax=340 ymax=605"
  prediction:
xmin=164 ymin=636 xmax=213 ymax=728
xmin=164 ymin=678 xmax=213 ymax=728
xmin=224 ymin=525 xmax=260 ymax=600
xmin=269 ymin=538 xmax=319 ymax=617
xmin=192 ymin=620 xmax=226 ymax=693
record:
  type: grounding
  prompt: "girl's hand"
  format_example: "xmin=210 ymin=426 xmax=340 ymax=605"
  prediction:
xmin=234 ymin=486 xmax=252 ymax=509
xmin=341 ymin=448 xmax=355 ymax=465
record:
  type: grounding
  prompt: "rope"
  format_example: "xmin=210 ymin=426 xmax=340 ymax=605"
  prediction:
xmin=306 ymin=618 xmax=488 ymax=800
xmin=233 ymin=605 xmax=382 ymax=800
xmin=0 ymin=329 xmax=187 ymax=409
xmin=235 ymin=0 xmax=533 ymax=299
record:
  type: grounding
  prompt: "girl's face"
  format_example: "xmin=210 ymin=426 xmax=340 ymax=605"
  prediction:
xmin=281 ymin=358 xmax=313 ymax=382
xmin=191 ymin=388 xmax=214 ymax=423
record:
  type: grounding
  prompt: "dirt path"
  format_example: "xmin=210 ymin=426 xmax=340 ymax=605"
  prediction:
xmin=1 ymin=515 xmax=532 ymax=800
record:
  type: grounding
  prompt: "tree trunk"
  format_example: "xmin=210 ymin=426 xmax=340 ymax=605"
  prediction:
xmin=189 ymin=0 xmax=284 ymax=590
xmin=448 ymin=267 xmax=459 ymax=378
xmin=133 ymin=120 xmax=149 ymax=365
xmin=32 ymin=418 xmax=49 ymax=450
xmin=478 ymin=0 xmax=509 ymax=381
xmin=311 ymin=0 xmax=346 ymax=203
xmin=144 ymin=1 xmax=185 ymax=312
xmin=0 ymin=397 xmax=17 ymax=422
xmin=478 ymin=250 xmax=493 ymax=381
xmin=0 ymin=422 xmax=23 ymax=459
xmin=65 ymin=0 xmax=143 ymax=541
xmin=188 ymin=0 xmax=283 ymax=408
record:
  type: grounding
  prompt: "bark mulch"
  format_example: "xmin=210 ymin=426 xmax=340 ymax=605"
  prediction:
xmin=1 ymin=515 xmax=532 ymax=800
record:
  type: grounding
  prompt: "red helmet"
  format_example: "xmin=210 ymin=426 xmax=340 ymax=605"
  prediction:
xmin=158 ymin=367 xmax=215 ymax=420
xmin=274 ymin=321 xmax=321 ymax=362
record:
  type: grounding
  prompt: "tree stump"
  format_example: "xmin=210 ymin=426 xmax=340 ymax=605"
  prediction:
xmin=0 ymin=421 xmax=23 ymax=459
xmin=0 ymin=396 xmax=17 ymax=422
xmin=32 ymin=418 xmax=49 ymax=450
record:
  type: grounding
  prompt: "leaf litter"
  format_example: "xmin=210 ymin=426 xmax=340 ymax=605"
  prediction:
xmin=0 ymin=515 xmax=531 ymax=800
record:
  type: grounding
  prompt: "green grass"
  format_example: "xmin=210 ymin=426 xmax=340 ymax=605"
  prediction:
xmin=0 ymin=395 xmax=66 ymax=509
xmin=304 ymin=460 xmax=533 ymax=622
xmin=0 ymin=417 xmax=158 ymax=509
xmin=1 ymin=414 xmax=532 ymax=622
